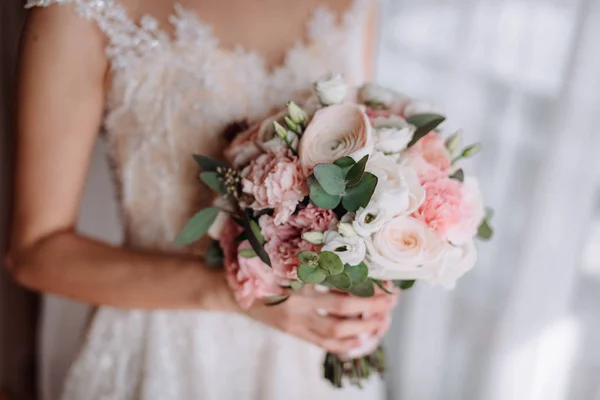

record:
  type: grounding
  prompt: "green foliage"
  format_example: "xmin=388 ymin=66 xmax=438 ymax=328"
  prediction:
xmin=444 ymin=131 xmax=462 ymax=155
xmin=449 ymin=168 xmax=464 ymax=182
xmin=249 ymin=220 xmax=265 ymax=245
xmin=192 ymin=154 xmax=229 ymax=172
xmin=297 ymin=264 xmax=327 ymax=284
xmin=346 ymin=155 xmax=369 ymax=187
xmin=325 ymin=274 xmax=352 ymax=290
xmin=298 ymin=251 xmax=319 ymax=265
xmin=174 ymin=207 xmax=219 ymax=246
xmin=290 ymin=280 xmax=304 ymax=291
xmin=239 ymin=249 xmax=257 ymax=258
xmin=314 ymin=164 xmax=347 ymax=196
xmin=477 ymin=219 xmax=493 ymax=240
xmin=204 ymin=240 xmax=224 ymax=268
xmin=394 ymin=280 xmax=416 ymax=290
xmin=333 ymin=156 xmax=356 ymax=174
xmin=344 ymin=263 xmax=369 ymax=284
xmin=342 ymin=172 xmax=378 ymax=212
xmin=349 ymin=280 xmax=375 ymax=297
xmin=317 ymin=251 xmax=344 ymax=275
xmin=406 ymin=114 xmax=446 ymax=148
xmin=372 ymin=279 xmax=394 ymax=294
xmin=309 ymin=178 xmax=342 ymax=209
xmin=241 ymin=211 xmax=271 ymax=266
xmin=200 ymin=171 xmax=226 ymax=194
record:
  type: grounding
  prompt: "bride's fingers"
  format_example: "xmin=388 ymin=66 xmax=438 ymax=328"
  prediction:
xmin=308 ymin=313 xmax=386 ymax=339
xmin=302 ymin=329 xmax=362 ymax=354
xmin=311 ymin=292 xmax=395 ymax=317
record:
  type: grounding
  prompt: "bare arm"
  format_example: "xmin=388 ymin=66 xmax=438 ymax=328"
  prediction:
xmin=363 ymin=0 xmax=379 ymax=81
xmin=6 ymin=5 xmax=234 ymax=310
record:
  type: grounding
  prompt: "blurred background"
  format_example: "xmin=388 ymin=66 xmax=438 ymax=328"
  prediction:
xmin=1 ymin=0 xmax=599 ymax=399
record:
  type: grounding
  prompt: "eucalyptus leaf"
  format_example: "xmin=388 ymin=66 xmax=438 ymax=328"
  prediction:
xmin=406 ymin=114 xmax=446 ymax=148
xmin=192 ymin=154 xmax=230 ymax=172
xmin=200 ymin=171 xmax=226 ymax=194
xmin=344 ymin=263 xmax=369 ymax=284
xmin=372 ymin=279 xmax=394 ymax=295
xmin=297 ymin=264 xmax=327 ymax=284
xmin=449 ymin=168 xmax=464 ymax=182
xmin=264 ymin=295 xmax=290 ymax=306
xmin=325 ymin=274 xmax=352 ymax=290
xmin=174 ymin=207 xmax=219 ymax=246
xmin=249 ymin=220 xmax=265 ymax=245
xmin=290 ymin=280 xmax=304 ymax=291
xmin=349 ymin=280 xmax=375 ymax=297
xmin=346 ymin=155 xmax=369 ymax=187
xmin=309 ymin=179 xmax=342 ymax=210
xmin=204 ymin=240 xmax=224 ymax=268
xmin=477 ymin=219 xmax=493 ymax=240
xmin=394 ymin=280 xmax=416 ymax=290
xmin=241 ymin=211 xmax=271 ymax=266
xmin=342 ymin=172 xmax=378 ymax=212
xmin=234 ymin=231 xmax=247 ymax=243
xmin=298 ymin=251 xmax=319 ymax=265
xmin=317 ymin=251 xmax=344 ymax=275
xmin=334 ymin=156 xmax=356 ymax=174
xmin=239 ymin=249 xmax=257 ymax=258
xmin=313 ymin=164 xmax=347 ymax=196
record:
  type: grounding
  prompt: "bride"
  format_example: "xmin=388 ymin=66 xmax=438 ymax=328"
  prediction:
xmin=7 ymin=0 xmax=397 ymax=398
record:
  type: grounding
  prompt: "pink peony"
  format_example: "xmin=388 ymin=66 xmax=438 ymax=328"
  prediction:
xmin=403 ymin=132 xmax=452 ymax=177
xmin=413 ymin=175 xmax=484 ymax=245
xmin=289 ymin=204 xmax=338 ymax=233
xmin=241 ymin=147 xmax=308 ymax=225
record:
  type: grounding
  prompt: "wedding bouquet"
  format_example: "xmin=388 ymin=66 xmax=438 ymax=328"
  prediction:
xmin=176 ymin=74 xmax=493 ymax=388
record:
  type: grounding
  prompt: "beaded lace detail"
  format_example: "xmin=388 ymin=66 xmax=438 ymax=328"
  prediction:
xmin=27 ymin=1 xmax=380 ymax=399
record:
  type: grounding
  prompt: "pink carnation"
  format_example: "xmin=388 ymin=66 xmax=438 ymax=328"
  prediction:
xmin=289 ymin=204 xmax=338 ymax=233
xmin=413 ymin=175 xmax=484 ymax=244
xmin=265 ymin=237 xmax=321 ymax=280
xmin=242 ymin=148 xmax=308 ymax=225
xmin=403 ymin=132 xmax=452 ymax=177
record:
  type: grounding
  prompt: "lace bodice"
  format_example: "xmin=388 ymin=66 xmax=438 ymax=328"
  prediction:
xmin=27 ymin=0 xmax=369 ymax=254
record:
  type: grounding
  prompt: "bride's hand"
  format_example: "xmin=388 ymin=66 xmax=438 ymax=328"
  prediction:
xmin=244 ymin=286 xmax=398 ymax=354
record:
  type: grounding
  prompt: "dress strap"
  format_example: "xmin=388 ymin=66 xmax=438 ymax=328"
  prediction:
xmin=25 ymin=0 xmax=169 ymax=67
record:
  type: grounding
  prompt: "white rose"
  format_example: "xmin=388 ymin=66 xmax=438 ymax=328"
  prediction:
xmin=314 ymin=73 xmax=348 ymax=106
xmin=353 ymin=203 xmax=388 ymax=237
xmin=367 ymin=152 xmax=425 ymax=217
xmin=365 ymin=216 xmax=445 ymax=280
xmin=358 ymin=83 xmax=408 ymax=107
xmin=426 ymin=240 xmax=477 ymax=288
xmin=322 ymin=231 xmax=366 ymax=266
xmin=373 ymin=116 xmax=416 ymax=153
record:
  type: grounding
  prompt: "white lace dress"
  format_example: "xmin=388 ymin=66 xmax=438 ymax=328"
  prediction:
xmin=26 ymin=1 xmax=384 ymax=399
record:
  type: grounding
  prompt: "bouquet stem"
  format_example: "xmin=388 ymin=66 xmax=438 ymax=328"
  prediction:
xmin=323 ymin=345 xmax=386 ymax=388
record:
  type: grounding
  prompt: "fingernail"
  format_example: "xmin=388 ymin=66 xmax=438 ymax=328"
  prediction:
xmin=316 ymin=308 xmax=328 ymax=317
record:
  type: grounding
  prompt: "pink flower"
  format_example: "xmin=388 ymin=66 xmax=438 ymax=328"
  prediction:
xmin=265 ymin=237 xmax=320 ymax=280
xmin=403 ymin=132 xmax=452 ymax=177
xmin=289 ymin=204 xmax=338 ymax=233
xmin=299 ymin=104 xmax=373 ymax=173
xmin=413 ymin=175 xmax=484 ymax=244
xmin=241 ymin=147 xmax=308 ymax=225
xmin=258 ymin=214 xmax=300 ymax=242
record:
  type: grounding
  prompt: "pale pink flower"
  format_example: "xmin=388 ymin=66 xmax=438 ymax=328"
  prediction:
xmin=258 ymin=214 xmax=300 ymax=242
xmin=403 ymin=132 xmax=452 ymax=177
xmin=413 ymin=175 xmax=484 ymax=244
xmin=289 ymin=204 xmax=338 ymax=233
xmin=299 ymin=104 xmax=374 ymax=173
xmin=265 ymin=237 xmax=320 ymax=280
xmin=241 ymin=147 xmax=308 ymax=225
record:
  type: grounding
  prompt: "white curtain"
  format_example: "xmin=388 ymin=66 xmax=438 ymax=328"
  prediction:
xmin=378 ymin=0 xmax=600 ymax=399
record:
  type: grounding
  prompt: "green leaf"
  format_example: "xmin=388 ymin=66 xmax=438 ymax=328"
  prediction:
xmin=344 ymin=262 xmax=369 ymax=284
xmin=200 ymin=171 xmax=226 ymax=194
xmin=249 ymin=219 xmax=265 ymax=245
xmin=394 ymin=280 xmax=416 ymax=290
xmin=309 ymin=178 xmax=342 ymax=209
xmin=298 ymin=251 xmax=319 ymax=264
xmin=372 ymin=279 xmax=394 ymax=295
xmin=297 ymin=264 xmax=327 ymax=284
xmin=317 ymin=251 xmax=344 ymax=275
xmin=313 ymin=164 xmax=346 ymax=196
xmin=342 ymin=172 xmax=378 ymax=212
xmin=461 ymin=143 xmax=482 ymax=158
xmin=449 ymin=168 xmax=464 ymax=182
xmin=325 ymin=274 xmax=352 ymax=290
xmin=192 ymin=154 xmax=229 ymax=172
xmin=241 ymin=211 xmax=271 ymax=266
xmin=234 ymin=231 xmax=247 ymax=243
xmin=334 ymin=156 xmax=356 ymax=174
xmin=290 ymin=280 xmax=304 ymax=291
xmin=406 ymin=114 xmax=446 ymax=148
xmin=346 ymin=155 xmax=369 ymax=187
xmin=349 ymin=280 xmax=375 ymax=297
xmin=477 ymin=218 xmax=493 ymax=240
xmin=204 ymin=240 xmax=224 ymax=268
xmin=174 ymin=207 xmax=219 ymax=246
xmin=239 ymin=249 xmax=257 ymax=258
xmin=264 ymin=295 xmax=290 ymax=306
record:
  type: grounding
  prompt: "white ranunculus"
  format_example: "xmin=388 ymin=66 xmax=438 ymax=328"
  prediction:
xmin=322 ymin=231 xmax=366 ymax=266
xmin=364 ymin=216 xmax=445 ymax=280
xmin=353 ymin=203 xmax=388 ymax=237
xmin=366 ymin=152 xmax=425 ymax=217
xmin=373 ymin=115 xmax=416 ymax=153
xmin=426 ymin=240 xmax=477 ymax=288
xmin=314 ymin=73 xmax=348 ymax=106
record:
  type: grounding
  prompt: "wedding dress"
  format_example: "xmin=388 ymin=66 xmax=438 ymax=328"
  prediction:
xmin=26 ymin=0 xmax=383 ymax=399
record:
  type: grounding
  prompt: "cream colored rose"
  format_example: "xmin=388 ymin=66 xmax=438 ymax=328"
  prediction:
xmin=365 ymin=216 xmax=445 ymax=280
xmin=314 ymin=73 xmax=348 ymax=105
xmin=426 ymin=240 xmax=478 ymax=288
xmin=373 ymin=115 xmax=416 ymax=153
xmin=299 ymin=104 xmax=374 ymax=172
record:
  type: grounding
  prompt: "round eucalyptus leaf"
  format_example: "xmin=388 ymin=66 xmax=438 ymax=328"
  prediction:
xmin=313 ymin=164 xmax=347 ymax=196
xmin=298 ymin=264 xmax=327 ymax=284
xmin=325 ymin=274 xmax=352 ymax=290
xmin=317 ymin=251 xmax=344 ymax=275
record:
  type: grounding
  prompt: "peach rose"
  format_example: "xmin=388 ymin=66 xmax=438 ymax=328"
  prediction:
xmin=402 ymin=132 xmax=452 ymax=177
xmin=364 ymin=216 xmax=445 ymax=280
xmin=299 ymin=104 xmax=373 ymax=173
xmin=241 ymin=147 xmax=308 ymax=225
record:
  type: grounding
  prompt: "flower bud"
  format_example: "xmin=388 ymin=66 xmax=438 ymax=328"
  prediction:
xmin=301 ymin=231 xmax=325 ymax=244
xmin=338 ymin=222 xmax=358 ymax=237
xmin=444 ymin=130 xmax=462 ymax=155
xmin=461 ymin=143 xmax=481 ymax=158
xmin=287 ymin=101 xmax=307 ymax=124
